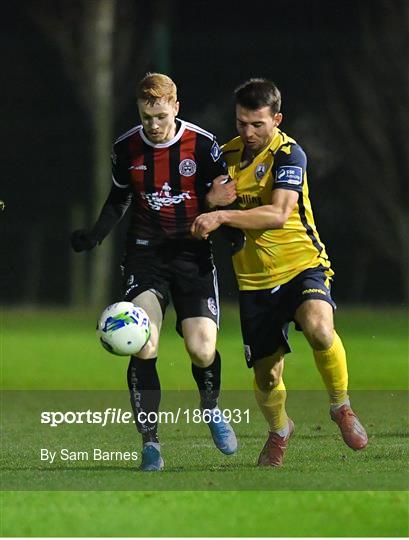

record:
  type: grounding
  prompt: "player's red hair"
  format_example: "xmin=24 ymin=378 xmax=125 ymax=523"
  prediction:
xmin=137 ymin=73 xmax=177 ymax=105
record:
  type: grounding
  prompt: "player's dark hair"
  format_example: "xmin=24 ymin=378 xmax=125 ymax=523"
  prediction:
xmin=234 ymin=78 xmax=281 ymax=114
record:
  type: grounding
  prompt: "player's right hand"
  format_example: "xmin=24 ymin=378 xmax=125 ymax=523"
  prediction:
xmin=70 ymin=229 xmax=98 ymax=252
xmin=206 ymin=175 xmax=237 ymax=208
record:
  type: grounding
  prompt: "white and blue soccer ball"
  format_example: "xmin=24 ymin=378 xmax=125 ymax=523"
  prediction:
xmin=96 ymin=301 xmax=151 ymax=356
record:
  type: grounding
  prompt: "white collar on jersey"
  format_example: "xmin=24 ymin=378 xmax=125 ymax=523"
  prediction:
xmin=139 ymin=119 xmax=186 ymax=148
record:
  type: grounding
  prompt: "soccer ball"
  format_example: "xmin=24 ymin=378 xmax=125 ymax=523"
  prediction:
xmin=96 ymin=301 xmax=151 ymax=356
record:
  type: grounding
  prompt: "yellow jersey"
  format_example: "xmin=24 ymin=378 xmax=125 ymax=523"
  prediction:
xmin=222 ymin=129 xmax=333 ymax=290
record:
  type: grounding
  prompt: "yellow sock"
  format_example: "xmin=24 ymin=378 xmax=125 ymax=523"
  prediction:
xmin=313 ymin=331 xmax=349 ymax=405
xmin=253 ymin=377 xmax=288 ymax=432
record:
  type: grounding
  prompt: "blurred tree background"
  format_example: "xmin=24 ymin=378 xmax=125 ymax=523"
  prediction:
xmin=1 ymin=0 xmax=408 ymax=307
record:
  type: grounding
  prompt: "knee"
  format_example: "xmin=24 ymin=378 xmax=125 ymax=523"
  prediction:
xmin=304 ymin=321 xmax=334 ymax=350
xmin=187 ymin=345 xmax=215 ymax=367
xmin=254 ymin=363 xmax=283 ymax=393
xmin=182 ymin=319 xmax=217 ymax=368
xmin=134 ymin=339 xmax=158 ymax=359
xmin=185 ymin=335 xmax=216 ymax=368
xmin=134 ymin=325 xmax=159 ymax=359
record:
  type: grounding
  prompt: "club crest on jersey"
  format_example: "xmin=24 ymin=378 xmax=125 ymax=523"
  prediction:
xmin=179 ymin=159 xmax=197 ymax=177
xmin=255 ymin=163 xmax=267 ymax=181
xmin=210 ymin=141 xmax=222 ymax=162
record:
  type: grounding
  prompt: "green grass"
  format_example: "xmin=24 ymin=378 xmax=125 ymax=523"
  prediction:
xmin=1 ymin=305 xmax=408 ymax=537
xmin=2 ymin=304 xmax=408 ymax=390
xmin=1 ymin=491 xmax=407 ymax=537
xmin=1 ymin=389 xmax=407 ymax=491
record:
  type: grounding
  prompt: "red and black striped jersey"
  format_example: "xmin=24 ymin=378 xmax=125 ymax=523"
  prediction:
xmin=111 ymin=119 xmax=225 ymax=242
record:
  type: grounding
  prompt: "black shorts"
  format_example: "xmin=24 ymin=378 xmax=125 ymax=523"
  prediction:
xmin=239 ymin=266 xmax=336 ymax=367
xmin=121 ymin=239 xmax=219 ymax=336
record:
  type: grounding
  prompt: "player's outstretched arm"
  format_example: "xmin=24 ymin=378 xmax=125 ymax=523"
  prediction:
xmin=192 ymin=188 xmax=298 ymax=239
xmin=70 ymin=185 xmax=132 ymax=252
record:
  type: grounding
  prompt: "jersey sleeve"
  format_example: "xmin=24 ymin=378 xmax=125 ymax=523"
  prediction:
xmin=195 ymin=136 xmax=227 ymax=190
xmin=89 ymin=138 xmax=133 ymax=242
xmin=91 ymin=184 xmax=133 ymax=243
xmin=111 ymin=140 xmax=131 ymax=188
xmin=272 ymin=143 xmax=307 ymax=193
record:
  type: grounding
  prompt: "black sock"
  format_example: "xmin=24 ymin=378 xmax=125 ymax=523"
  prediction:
xmin=191 ymin=350 xmax=221 ymax=410
xmin=127 ymin=356 xmax=161 ymax=444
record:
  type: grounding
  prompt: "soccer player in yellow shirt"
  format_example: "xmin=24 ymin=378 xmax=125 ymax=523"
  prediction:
xmin=191 ymin=78 xmax=368 ymax=467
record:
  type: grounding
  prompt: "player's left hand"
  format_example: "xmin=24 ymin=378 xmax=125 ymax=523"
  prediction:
xmin=191 ymin=211 xmax=224 ymax=239
xmin=70 ymin=229 xmax=98 ymax=252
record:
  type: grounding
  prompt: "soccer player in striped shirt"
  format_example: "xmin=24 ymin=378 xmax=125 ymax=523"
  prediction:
xmin=71 ymin=73 xmax=241 ymax=471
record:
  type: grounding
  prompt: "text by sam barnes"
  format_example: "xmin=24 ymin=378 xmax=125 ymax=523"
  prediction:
xmin=40 ymin=448 xmax=138 ymax=464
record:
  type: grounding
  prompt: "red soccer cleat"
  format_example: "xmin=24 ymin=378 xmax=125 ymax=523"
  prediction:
xmin=257 ymin=418 xmax=295 ymax=467
xmin=330 ymin=404 xmax=368 ymax=450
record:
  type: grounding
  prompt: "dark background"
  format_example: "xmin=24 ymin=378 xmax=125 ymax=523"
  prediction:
xmin=2 ymin=0 xmax=408 ymax=306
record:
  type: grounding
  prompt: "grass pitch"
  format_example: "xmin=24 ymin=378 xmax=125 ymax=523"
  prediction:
xmin=1 ymin=305 xmax=408 ymax=536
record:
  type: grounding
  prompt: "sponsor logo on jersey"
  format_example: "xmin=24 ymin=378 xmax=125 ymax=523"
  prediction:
xmin=179 ymin=159 xmax=197 ymax=176
xmin=141 ymin=182 xmax=191 ymax=211
xmin=210 ymin=141 xmax=222 ymax=162
xmin=207 ymin=297 xmax=218 ymax=316
xmin=302 ymin=288 xmax=327 ymax=296
xmin=276 ymin=166 xmax=303 ymax=186
xmin=128 ymin=164 xmax=147 ymax=171
xmin=238 ymin=193 xmax=262 ymax=208
xmin=255 ymin=163 xmax=267 ymax=181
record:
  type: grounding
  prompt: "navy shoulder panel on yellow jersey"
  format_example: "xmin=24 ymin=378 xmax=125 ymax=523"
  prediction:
xmin=271 ymin=142 xmax=307 ymax=193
